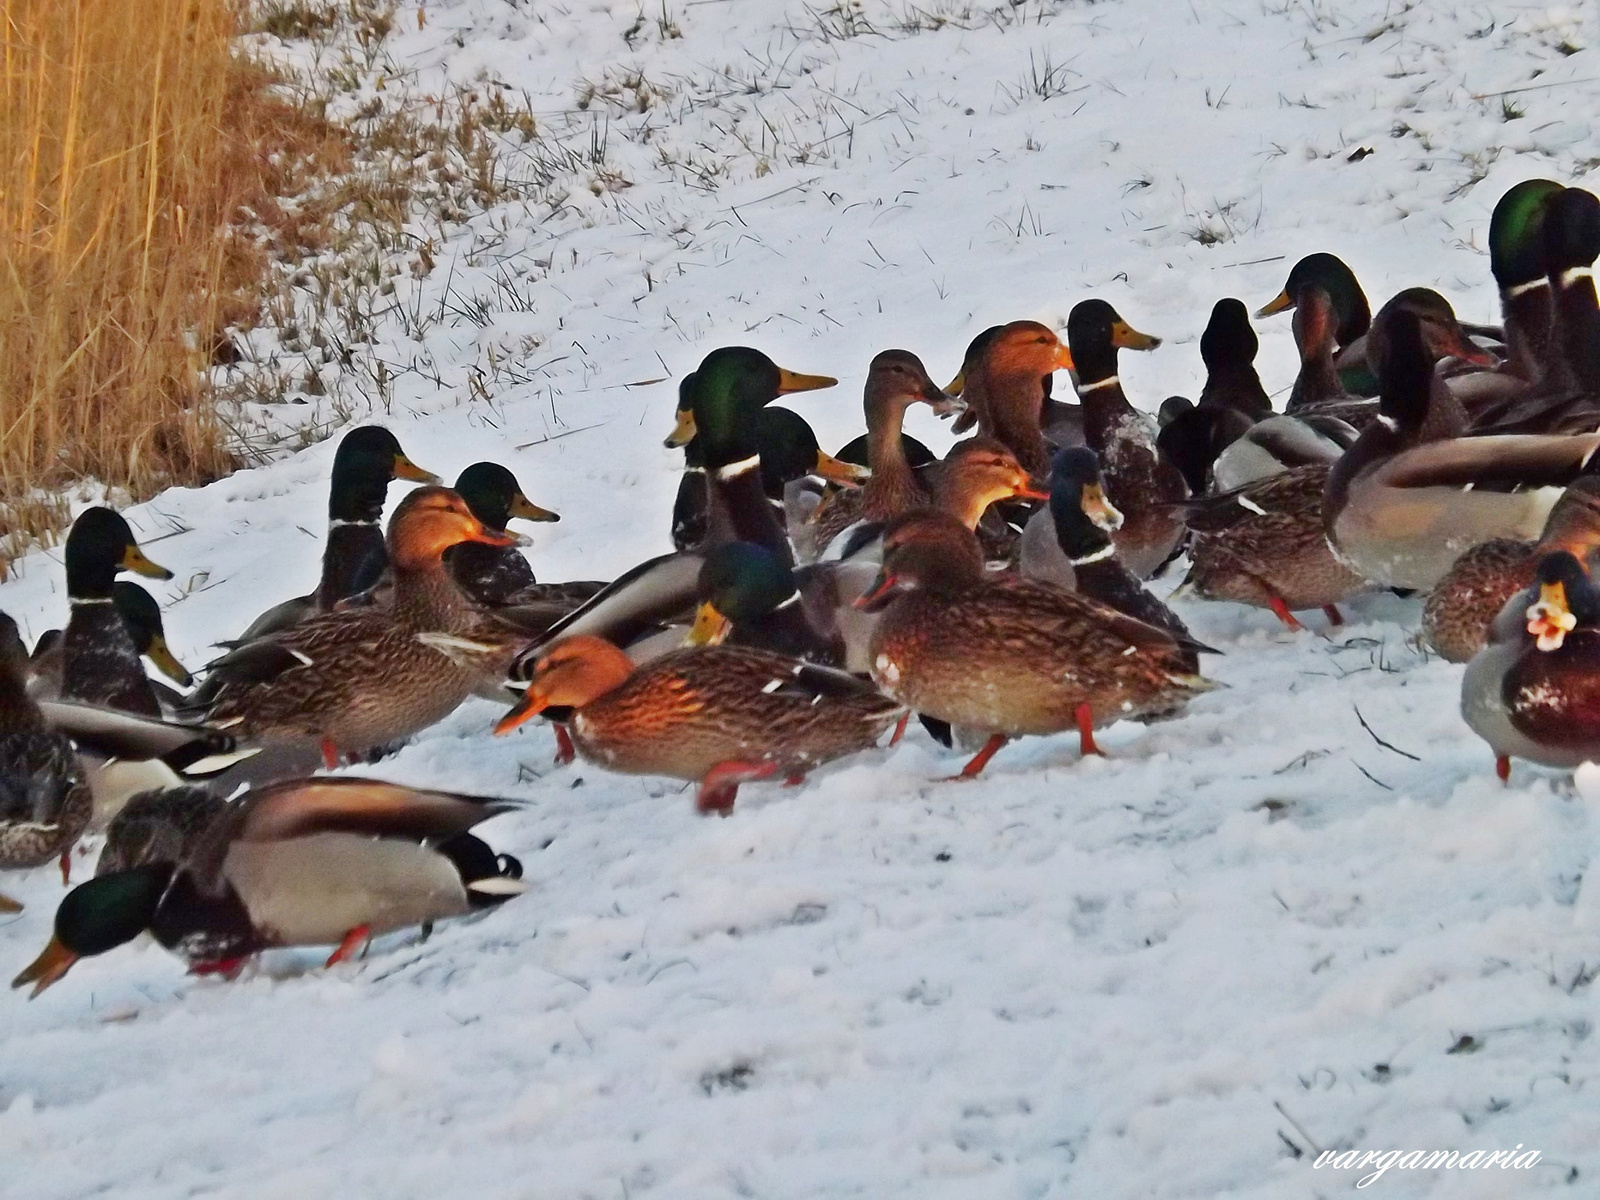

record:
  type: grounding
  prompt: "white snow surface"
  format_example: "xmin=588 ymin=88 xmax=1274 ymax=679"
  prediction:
xmin=5 ymin=1 xmax=1600 ymax=1195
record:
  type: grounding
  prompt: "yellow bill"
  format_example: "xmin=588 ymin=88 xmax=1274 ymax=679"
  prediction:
xmin=510 ymin=493 xmax=560 ymax=523
xmin=685 ymin=601 xmax=733 ymax=647
xmin=393 ymin=454 xmax=441 ymax=483
xmin=1080 ymin=483 xmax=1125 ymax=532
xmin=121 ymin=544 xmax=173 ymax=581
xmin=1110 ymin=321 xmax=1162 ymax=351
xmin=812 ymin=452 xmax=872 ymax=488
xmin=145 ymin=636 xmax=193 ymax=687
xmin=664 ymin=407 xmax=697 ymax=449
xmin=775 ymin=368 xmax=839 ymax=394
xmin=1255 ymin=290 xmax=1294 ymax=318
xmin=12 ymin=935 xmax=78 ymax=997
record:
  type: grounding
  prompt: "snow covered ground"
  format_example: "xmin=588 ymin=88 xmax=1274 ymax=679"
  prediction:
xmin=4 ymin=0 xmax=1600 ymax=1195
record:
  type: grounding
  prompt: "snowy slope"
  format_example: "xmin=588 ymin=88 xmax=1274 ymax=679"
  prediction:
xmin=4 ymin=1 xmax=1600 ymax=1195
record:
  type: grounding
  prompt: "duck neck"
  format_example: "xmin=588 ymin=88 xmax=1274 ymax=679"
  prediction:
xmin=710 ymin=455 xmax=795 ymax=568
xmin=392 ymin=555 xmax=476 ymax=630
xmin=1554 ymin=268 xmax=1600 ymax=394
xmin=862 ymin=396 xmax=920 ymax=515
xmin=1500 ymin=280 xmax=1557 ymax=385
xmin=1288 ymin=342 xmax=1343 ymax=411
xmin=316 ymin=522 xmax=387 ymax=609
xmin=982 ymin=368 xmax=1050 ymax=476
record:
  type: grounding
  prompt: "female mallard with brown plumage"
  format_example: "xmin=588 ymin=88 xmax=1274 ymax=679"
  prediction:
xmin=796 ymin=350 xmax=954 ymax=559
xmin=856 ymin=510 xmax=1217 ymax=779
xmin=187 ymin=487 xmax=533 ymax=768
xmin=0 ymin=613 xmax=92 ymax=907
xmin=234 ymin=426 xmax=440 ymax=643
xmin=13 ymin=777 xmax=526 ymax=993
xmin=493 ymin=635 xmax=905 ymax=813
xmin=1422 ymin=474 xmax=1600 ymax=663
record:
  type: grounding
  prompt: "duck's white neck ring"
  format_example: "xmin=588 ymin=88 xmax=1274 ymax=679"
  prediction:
xmin=69 ymin=596 xmax=116 ymax=606
xmin=1561 ymin=266 xmax=1595 ymax=287
xmin=328 ymin=518 xmax=378 ymax=529
xmin=716 ymin=455 xmax=761 ymax=480
xmin=1078 ymin=375 xmax=1120 ymax=393
xmin=1069 ymin=544 xmax=1117 ymax=566
xmin=1507 ymin=278 xmax=1549 ymax=298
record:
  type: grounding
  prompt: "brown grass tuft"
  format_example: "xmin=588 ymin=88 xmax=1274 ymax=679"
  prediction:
xmin=0 ymin=0 xmax=344 ymax=576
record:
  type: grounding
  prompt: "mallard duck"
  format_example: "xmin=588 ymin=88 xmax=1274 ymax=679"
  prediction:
xmin=1422 ymin=474 xmax=1600 ymax=662
xmin=1179 ymin=464 xmax=1368 ymax=629
xmin=1461 ymin=550 xmax=1600 ymax=781
xmin=1155 ymin=299 xmax=1274 ymax=494
xmin=948 ymin=321 xmax=1077 ymax=475
xmin=672 ymin=393 xmax=869 ymax=553
xmin=1257 ymin=253 xmax=1378 ymax=395
xmin=56 ymin=507 xmax=175 ymax=717
xmin=29 ymin=582 xmax=191 ymax=714
xmin=663 ymin=347 xmax=838 ymax=567
xmin=0 ymin=614 xmax=92 ymax=904
xmin=494 ymin=635 xmax=904 ymax=813
xmin=1482 ymin=186 xmax=1600 ymax=434
xmin=796 ymin=350 xmax=953 ymax=558
xmin=1325 ymin=308 xmax=1600 ymax=591
xmin=234 ymin=426 xmax=439 ymax=643
xmin=856 ymin=510 xmax=1216 ymax=778
xmin=12 ymin=777 xmax=526 ymax=993
xmin=187 ymin=487 xmax=534 ymax=768
xmin=1064 ymin=300 xmax=1184 ymax=576
xmin=442 ymin=461 xmax=561 ymax=605
xmin=1019 ymin=448 xmax=1201 ymax=656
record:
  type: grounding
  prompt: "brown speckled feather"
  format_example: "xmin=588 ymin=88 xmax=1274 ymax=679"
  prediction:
xmin=869 ymin=575 xmax=1211 ymax=737
xmin=1181 ymin=464 xmax=1368 ymax=612
xmin=570 ymin=646 xmax=904 ymax=782
xmin=1422 ymin=539 xmax=1536 ymax=663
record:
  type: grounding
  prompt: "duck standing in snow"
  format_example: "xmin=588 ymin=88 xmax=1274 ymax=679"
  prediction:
xmin=187 ymin=488 xmax=535 ymax=769
xmin=495 ymin=634 xmax=905 ymax=813
xmin=857 ymin=510 xmax=1217 ymax=779
xmin=56 ymin=507 xmax=176 ymax=717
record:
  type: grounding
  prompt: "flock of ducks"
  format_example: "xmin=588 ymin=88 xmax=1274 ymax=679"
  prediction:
xmin=5 ymin=176 xmax=1600 ymax=994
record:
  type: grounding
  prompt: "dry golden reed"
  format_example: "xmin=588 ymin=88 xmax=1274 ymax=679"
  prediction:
xmin=0 ymin=0 xmax=345 ymax=572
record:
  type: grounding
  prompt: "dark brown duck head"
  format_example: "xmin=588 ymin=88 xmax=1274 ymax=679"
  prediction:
xmin=865 ymin=349 xmax=956 ymax=423
xmin=1366 ymin=288 xmax=1496 ymax=372
xmin=493 ymin=635 xmax=635 ymax=734
xmin=934 ymin=437 xmax=1050 ymax=528
xmin=387 ymin=487 xmax=524 ymax=571
xmin=856 ymin=509 xmax=987 ymax=611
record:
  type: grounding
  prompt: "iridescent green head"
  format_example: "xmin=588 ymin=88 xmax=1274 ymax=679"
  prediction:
xmin=680 ymin=348 xmax=837 ymax=469
xmin=1489 ymin=179 xmax=1565 ymax=287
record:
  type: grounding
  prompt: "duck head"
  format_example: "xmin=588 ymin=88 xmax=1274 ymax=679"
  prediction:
xmin=64 ymin=507 xmax=171 ymax=599
xmin=668 ymin=348 xmax=837 ymax=469
xmin=454 ymin=462 xmax=559 ymax=531
xmin=328 ymin=426 xmax=439 ymax=522
xmin=1367 ymin=288 xmax=1497 ymax=372
xmin=12 ymin=864 xmax=175 ymax=997
xmin=1066 ymin=300 xmax=1161 ymax=382
xmin=756 ymin=407 xmax=869 ymax=495
xmin=1257 ymin=253 xmax=1371 ymax=345
xmin=936 ymin=437 xmax=1050 ymax=527
xmin=112 ymin=582 xmax=191 ymax=686
xmin=1489 ymin=179 xmax=1565 ymax=291
xmin=688 ymin=542 xmax=800 ymax=646
xmin=1048 ymin=447 xmax=1125 ymax=563
xmin=386 ymin=487 xmax=525 ymax=570
xmin=493 ymin=635 xmax=635 ymax=734
xmin=1200 ymin=298 xmax=1259 ymax=373
xmin=855 ymin=509 xmax=986 ymax=611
